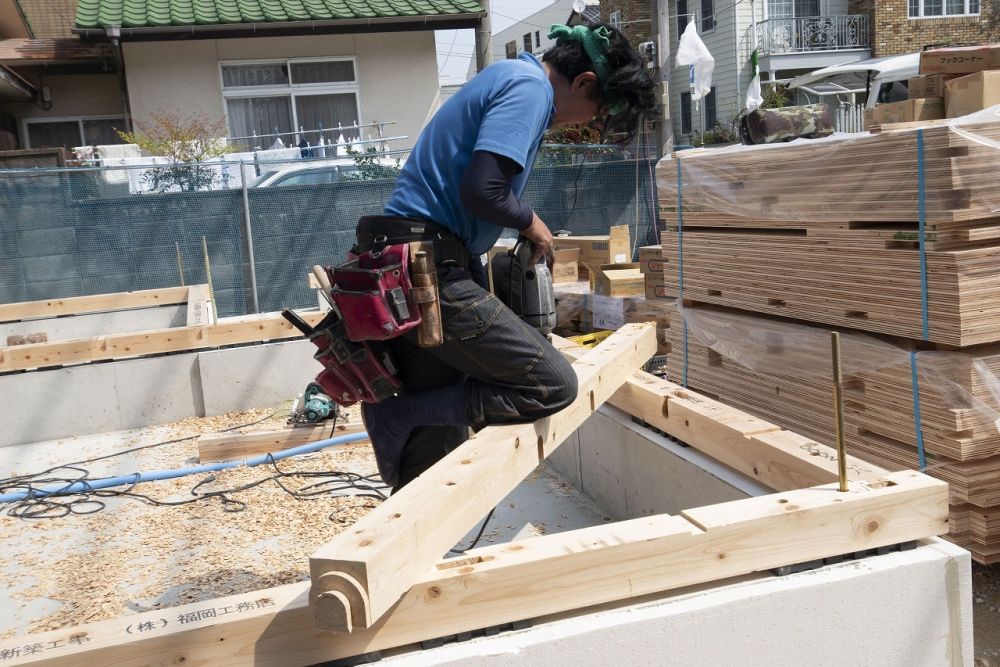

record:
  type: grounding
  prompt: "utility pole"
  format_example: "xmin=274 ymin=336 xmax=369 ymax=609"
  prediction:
xmin=474 ymin=0 xmax=493 ymax=73
xmin=653 ymin=0 xmax=674 ymax=155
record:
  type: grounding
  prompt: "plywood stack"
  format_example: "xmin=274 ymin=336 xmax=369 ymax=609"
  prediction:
xmin=656 ymin=113 xmax=1000 ymax=563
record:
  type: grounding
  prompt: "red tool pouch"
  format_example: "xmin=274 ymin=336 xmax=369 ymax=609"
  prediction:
xmin=329 ymin=244 xmax=422 ymax=342
xmin=307 ymin=311 xmax=400 ymax=405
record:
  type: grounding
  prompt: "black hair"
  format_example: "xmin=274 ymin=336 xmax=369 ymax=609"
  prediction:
xmin=541 ymin=21 xmax=657 ymax=144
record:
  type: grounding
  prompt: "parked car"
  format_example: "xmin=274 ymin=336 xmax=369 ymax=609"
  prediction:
xmin=251 ymin=155 xmax=404 ymax=187
xmin=788 ymin=52 xmax=919 ymax=110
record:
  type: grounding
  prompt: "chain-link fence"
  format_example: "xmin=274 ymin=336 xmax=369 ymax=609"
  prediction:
xmin=0 ymin=145 xmax=660 ymax=317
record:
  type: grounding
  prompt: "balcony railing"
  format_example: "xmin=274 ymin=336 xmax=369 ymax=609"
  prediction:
xmin=757 ymin=15 xmax=869 ymax=55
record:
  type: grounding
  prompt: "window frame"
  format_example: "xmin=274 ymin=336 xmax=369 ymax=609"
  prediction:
xmin=908 ymin=0 xmax=979 ymax=17
xmin=534 ymin=31 xmax=540 ymax=48
xmin=218 ymin=56 xmax=362 ymax=143
xmin=523 ymin=33 xmax=532 ymax=53
xmin=705 ymin=87 xmax=717 ymax=129
xmin=22 ymin=114 xmax=127 ymax=149
xmin=505 ymin=41 xmax=517 ymax=59
xmin=610 ymin=10 xmax=622 ymax=29
xmin=677 ymin=0 xmax=688 ymax=38
xmin=680 ymin=92 xmax=692 ymax=135
xmin=701 ymin=0 xmax=715 ymax=33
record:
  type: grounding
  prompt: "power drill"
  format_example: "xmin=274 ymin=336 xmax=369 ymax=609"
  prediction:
xmin=490 ymin=237 xmax=557 ymax=335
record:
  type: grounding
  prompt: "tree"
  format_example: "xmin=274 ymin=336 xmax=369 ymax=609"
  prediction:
xmin=117 ymin=113 xmax=235 ymax=192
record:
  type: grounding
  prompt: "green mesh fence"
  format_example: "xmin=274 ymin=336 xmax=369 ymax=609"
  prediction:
xmin=0 ymin=145 xmax=660 ymax=317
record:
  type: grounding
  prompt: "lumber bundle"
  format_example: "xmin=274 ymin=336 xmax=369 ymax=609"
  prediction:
xmin=659 ymin=120 xmax=1000 ymax=225
xmin=665 ymin=306 xmax=1000 ymax=563
xmin=656 ymin=120 xmax=1000 ymax=347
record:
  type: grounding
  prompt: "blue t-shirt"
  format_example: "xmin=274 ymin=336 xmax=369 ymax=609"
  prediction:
xmin=385 ymin=53 xmax=555 ymax=255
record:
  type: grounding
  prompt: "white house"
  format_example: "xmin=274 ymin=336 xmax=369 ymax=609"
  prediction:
xmin=467 ymin=0 xmax=599 ymax=80
xmin=667 ymin=0 xmax=870 ymax=142
xmin=0 ymin=0 xmax=487 ymax=151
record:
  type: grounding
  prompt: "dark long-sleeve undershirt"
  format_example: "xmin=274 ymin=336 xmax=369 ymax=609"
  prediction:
xmin=458 ymin=150 xmax=534 ymax=231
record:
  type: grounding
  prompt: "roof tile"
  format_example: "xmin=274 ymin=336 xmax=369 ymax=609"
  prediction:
xmin=75 ymin=0 xmax=481 ymax=28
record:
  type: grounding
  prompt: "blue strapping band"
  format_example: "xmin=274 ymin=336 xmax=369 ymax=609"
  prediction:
xmin=677 ymin=159 xmax=688 ymax=387
xmin=910 ymin=350 xmax=927 ymax=471
xmin=917 ymin=129 xmax=929 ymax=341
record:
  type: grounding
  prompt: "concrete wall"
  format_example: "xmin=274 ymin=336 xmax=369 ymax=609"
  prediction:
xmin=0 ymin=304 xmax=186 ymax=343
xmin=384 ymin=537 xmax=972 ymax=666
xmin=0 ymin=338 xmax=316 ymax=448
xmin=122 ymin=32 xmax=439 ymax=149
xmin=548 ymin=406 xmax=768 ymax=519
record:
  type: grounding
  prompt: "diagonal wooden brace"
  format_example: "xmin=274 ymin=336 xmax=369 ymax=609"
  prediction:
xmin=308 ymin=323 xmax=657 ymax=632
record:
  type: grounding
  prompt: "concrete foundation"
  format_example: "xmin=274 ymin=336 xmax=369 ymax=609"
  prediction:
xmin=383 ymin=537 xmax=971 ymax=667
xmin=0 ymin=339 xmax=316 ymax=448
xmin=383 ymin=407 xmax=974 ymax=667
xmin=0 ymin=305 xmax=186 ymax=343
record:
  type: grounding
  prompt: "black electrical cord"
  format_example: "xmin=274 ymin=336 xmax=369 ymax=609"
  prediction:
xmin=0 ymin=411 xmax=389 ymax=521
xmin=448 ymin=506 xmax=497 ymax=555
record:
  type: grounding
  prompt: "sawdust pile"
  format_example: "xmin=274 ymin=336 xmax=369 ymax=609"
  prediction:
xmin=0 ymin=409 xmax=379 ymax=639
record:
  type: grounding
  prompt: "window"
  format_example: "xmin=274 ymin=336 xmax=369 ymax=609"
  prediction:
xmin=610 ymin=10 xmax=622 ymax=29
xmin=680 ymin=92 xmax=692 ymax=135
xmin=24 ymin=116 xmax=126 ymax=149
xmin=705 ymin=87 xmax=717 ymax=128
xmin=535 ymin=31 xmax=540 ymax=48
xmin=505 ymin=41 xmax=517 ymax=59
xmin=524 ymin=33 xmax=532 ymax=53
xmin=220 ymin=58 xmax=360 ymax=143
xmin=767 ymin=0 xmax=819 ymax=17
xmin=677 ymin=0 xmax=688 ymax=36
xmin=908 ymin=0 xmax=979 ymax=16
xmin=701 ymin=0 xmax=714 ymax=32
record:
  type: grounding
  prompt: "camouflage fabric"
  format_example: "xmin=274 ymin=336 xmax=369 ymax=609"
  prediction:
xmin=742 ymin=103 xmax=834 ymax=145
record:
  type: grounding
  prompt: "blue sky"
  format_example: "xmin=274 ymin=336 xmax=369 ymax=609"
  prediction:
xmin=435 ymin=1 xmax=559 ymax=85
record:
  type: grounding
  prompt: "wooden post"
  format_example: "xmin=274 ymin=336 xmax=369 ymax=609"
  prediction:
xmin=308 ymin=323 xmax=658 ymax=632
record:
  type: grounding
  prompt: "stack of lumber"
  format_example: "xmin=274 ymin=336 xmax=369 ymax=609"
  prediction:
xmin=665 ymin=306 xmax=1000 ymax=563
xmin=658 ymin=120 xmax=1000 ymax=346
xmin=656 ymin=118 xmax=1000 ymax=563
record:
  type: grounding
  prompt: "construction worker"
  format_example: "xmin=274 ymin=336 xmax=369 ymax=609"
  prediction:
xmin=358 ymin=22 xmax=656 ymax=491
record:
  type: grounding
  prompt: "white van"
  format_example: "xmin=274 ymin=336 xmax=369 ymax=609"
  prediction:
xmin=788 ymin=52 xmax=920 ymax=110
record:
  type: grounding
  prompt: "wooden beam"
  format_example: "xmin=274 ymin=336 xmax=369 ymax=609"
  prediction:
xmin=198 ymin=423 xmax=367 ymax=462
xmin=0 ymin=311 xmax=325 ymax=372
xmin=555 ymin=338 xmax=889 ymax=491
xmin=2 ymin=470 xmax=946 ymax=667
xmin=308 ymin=323 xmax=658 ymax=633
xmin=185 ymin=285 xmax=214 ymax=326
xmin=0 ymin=286 xmax=190 ymax=323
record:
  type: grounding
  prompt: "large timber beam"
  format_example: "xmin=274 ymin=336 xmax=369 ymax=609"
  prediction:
xmin=555 ymin=338 xmax=889 ymax=491
xmin=198 ymin=423 xmax=367 ymax=463
xmin=308 ymin=323 xmax=658 ymax=633
xmin=2 ymin=470 xmax=947 ymax=667
xmin=0 ymin=310 xmax=325 ymax=372
xmin=0 ymin=286 xmax=191 ymax=323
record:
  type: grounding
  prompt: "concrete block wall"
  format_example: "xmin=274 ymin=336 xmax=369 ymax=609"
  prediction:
xmin=849 ymin=0 xmax=1000 ymax=57
xmin=0 ymin=161 xmax=658 ymax=316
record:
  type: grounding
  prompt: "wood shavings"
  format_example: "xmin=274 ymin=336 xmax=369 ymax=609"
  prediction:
xmin=0 ymin=411 xmax=381 ymax=641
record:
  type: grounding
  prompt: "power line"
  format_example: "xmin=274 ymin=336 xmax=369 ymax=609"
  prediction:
xmin=438 ymin=30 xmax=460 ymax=74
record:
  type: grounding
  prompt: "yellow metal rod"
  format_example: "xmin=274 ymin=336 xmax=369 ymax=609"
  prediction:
xmin=831 ymin=331 xmax=848 ymax=492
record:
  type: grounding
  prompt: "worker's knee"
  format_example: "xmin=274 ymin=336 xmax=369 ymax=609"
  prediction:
xmin=545 ymin=372 xmax=578 ymax=414
xmin=531 ymin=352 xmax=578 ymax=417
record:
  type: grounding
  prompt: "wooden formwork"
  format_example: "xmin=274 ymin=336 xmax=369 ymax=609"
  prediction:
xmin=0 ymin=286 xmax=327 ymax=373
xmin=0 ymin=324 xmax=948 ymax=666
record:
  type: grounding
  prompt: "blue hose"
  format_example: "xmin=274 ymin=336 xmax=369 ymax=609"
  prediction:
xmin=0 ymin=431 xmax=369 ymax=504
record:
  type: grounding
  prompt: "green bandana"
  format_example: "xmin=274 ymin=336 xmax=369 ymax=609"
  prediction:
xmin=547 ymin=24 xmax=625 ymax=116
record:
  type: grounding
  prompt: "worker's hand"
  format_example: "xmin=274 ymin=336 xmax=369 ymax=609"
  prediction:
xmin=523 ymin=213 xmax=554 ymax=266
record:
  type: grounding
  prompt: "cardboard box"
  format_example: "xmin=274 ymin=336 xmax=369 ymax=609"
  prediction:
xmin=551 ymin=247 xmax=579 ymax=284
xmin=553 ymin=224 xmax=631 ymax=272
xmin=644 ymin=275 xmax=672 ymax=301
xmin=908 ymin=73 xmax=957 ymax=100
xmin=638 ymin=245 xmax=667 ymax=274
xmin=591 ymin=263 xmax=644 ymax=298
xmin=945 ymin=71 xmax=1000 ymax=118
xmin=868 ymin=98 xmax=945 ymax=126
xmin=920 ymin=44 xmax=1000 ymax=75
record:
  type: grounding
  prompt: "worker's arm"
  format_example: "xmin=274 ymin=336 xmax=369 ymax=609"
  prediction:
xmin=459 ymin=150 xmax=553 ymax=264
